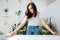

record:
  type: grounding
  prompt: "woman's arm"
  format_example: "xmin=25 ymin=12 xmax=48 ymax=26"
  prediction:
xmin=10 ymin=16 xmax=28 ymax=36
xmin=6 ymin=16 xmax=28 ymax=37
xmin=14 ymin=16 xmax=28 ymax=32
xmin=41 ymin=18 xmax=57 ymax=35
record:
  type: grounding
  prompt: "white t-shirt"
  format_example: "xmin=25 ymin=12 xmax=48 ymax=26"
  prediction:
xmin=27 ymin=12 xmax=42 ymax=26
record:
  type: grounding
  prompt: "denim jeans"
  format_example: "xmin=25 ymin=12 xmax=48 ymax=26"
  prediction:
xmin=26 ymin=25 xmax=40 ymax=35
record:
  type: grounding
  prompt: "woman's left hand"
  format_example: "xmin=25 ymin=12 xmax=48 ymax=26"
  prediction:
xmin=52 ymin=32 xmax=57 ymax=35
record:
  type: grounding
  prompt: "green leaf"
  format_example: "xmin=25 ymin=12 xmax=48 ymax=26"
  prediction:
xmin=16 ymin=10 xmax=21 ymax=16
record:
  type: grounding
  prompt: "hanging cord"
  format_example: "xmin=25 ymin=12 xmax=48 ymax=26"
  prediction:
xmin=30 ymin=0 xmax=32 ymax=2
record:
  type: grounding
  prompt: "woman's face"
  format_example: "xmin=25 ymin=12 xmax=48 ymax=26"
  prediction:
xmin=28 ymin=5 xmax=34 ymax=14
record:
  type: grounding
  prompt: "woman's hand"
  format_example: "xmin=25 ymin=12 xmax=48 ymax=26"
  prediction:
xmin=10 ymin=31 xmax=16 ymax=36
xmin=6 ymin=31 xmax=16 ymax=38
xmin=52 ymin=32 xmax=57 ymax=35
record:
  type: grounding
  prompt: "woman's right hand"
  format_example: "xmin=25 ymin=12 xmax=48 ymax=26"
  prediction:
xmin=10 ymin=31 xmax=16 ymax=36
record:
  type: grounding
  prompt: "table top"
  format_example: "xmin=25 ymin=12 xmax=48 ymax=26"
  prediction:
xmin=6 ymin=35 xmax=60 ymax=40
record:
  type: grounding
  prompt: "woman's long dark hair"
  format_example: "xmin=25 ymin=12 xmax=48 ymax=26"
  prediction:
xmin=25 ymin=2 xmax=37 ymax=19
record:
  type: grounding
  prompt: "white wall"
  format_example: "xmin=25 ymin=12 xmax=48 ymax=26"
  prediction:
xmin=0 ymin=0 xmax=60 ymax=35
xmin=0 ymin=0 xmax=47 ymax=34
xmin=42 ymin=0 xmax=60 ymax=35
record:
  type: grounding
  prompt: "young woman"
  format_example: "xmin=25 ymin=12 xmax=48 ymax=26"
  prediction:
xmin=10 ymin=2 xmax=57 ymax=35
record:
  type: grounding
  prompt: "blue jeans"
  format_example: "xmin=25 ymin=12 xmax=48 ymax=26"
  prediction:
xmin=26 ymin=25 xmax=40 ymax=35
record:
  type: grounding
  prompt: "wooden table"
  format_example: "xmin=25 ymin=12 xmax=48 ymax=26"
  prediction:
xmin=6 ymin=35 xmax=60 ymax=40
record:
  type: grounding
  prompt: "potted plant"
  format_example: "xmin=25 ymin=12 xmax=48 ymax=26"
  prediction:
xmin=16 ymin=10 xmax=21 ymax=16
xmin=0 ymin=31 xmax=3 ymax=35
xmin=17 ymin=21 xmax=28 ymax=35
xmin=11 ymin=22 xmax=28 ymax=35
xmin=4 ymin=8 xmax=9 ymax=15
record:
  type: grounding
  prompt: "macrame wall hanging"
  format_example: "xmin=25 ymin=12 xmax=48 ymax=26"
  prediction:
xmin=2 ymin=0 xmax=32 ymax=26
xmin=2 ymin=0 xmax=10 ymax=26
xmin=2 ymin=16 xmax=10 ymax=26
